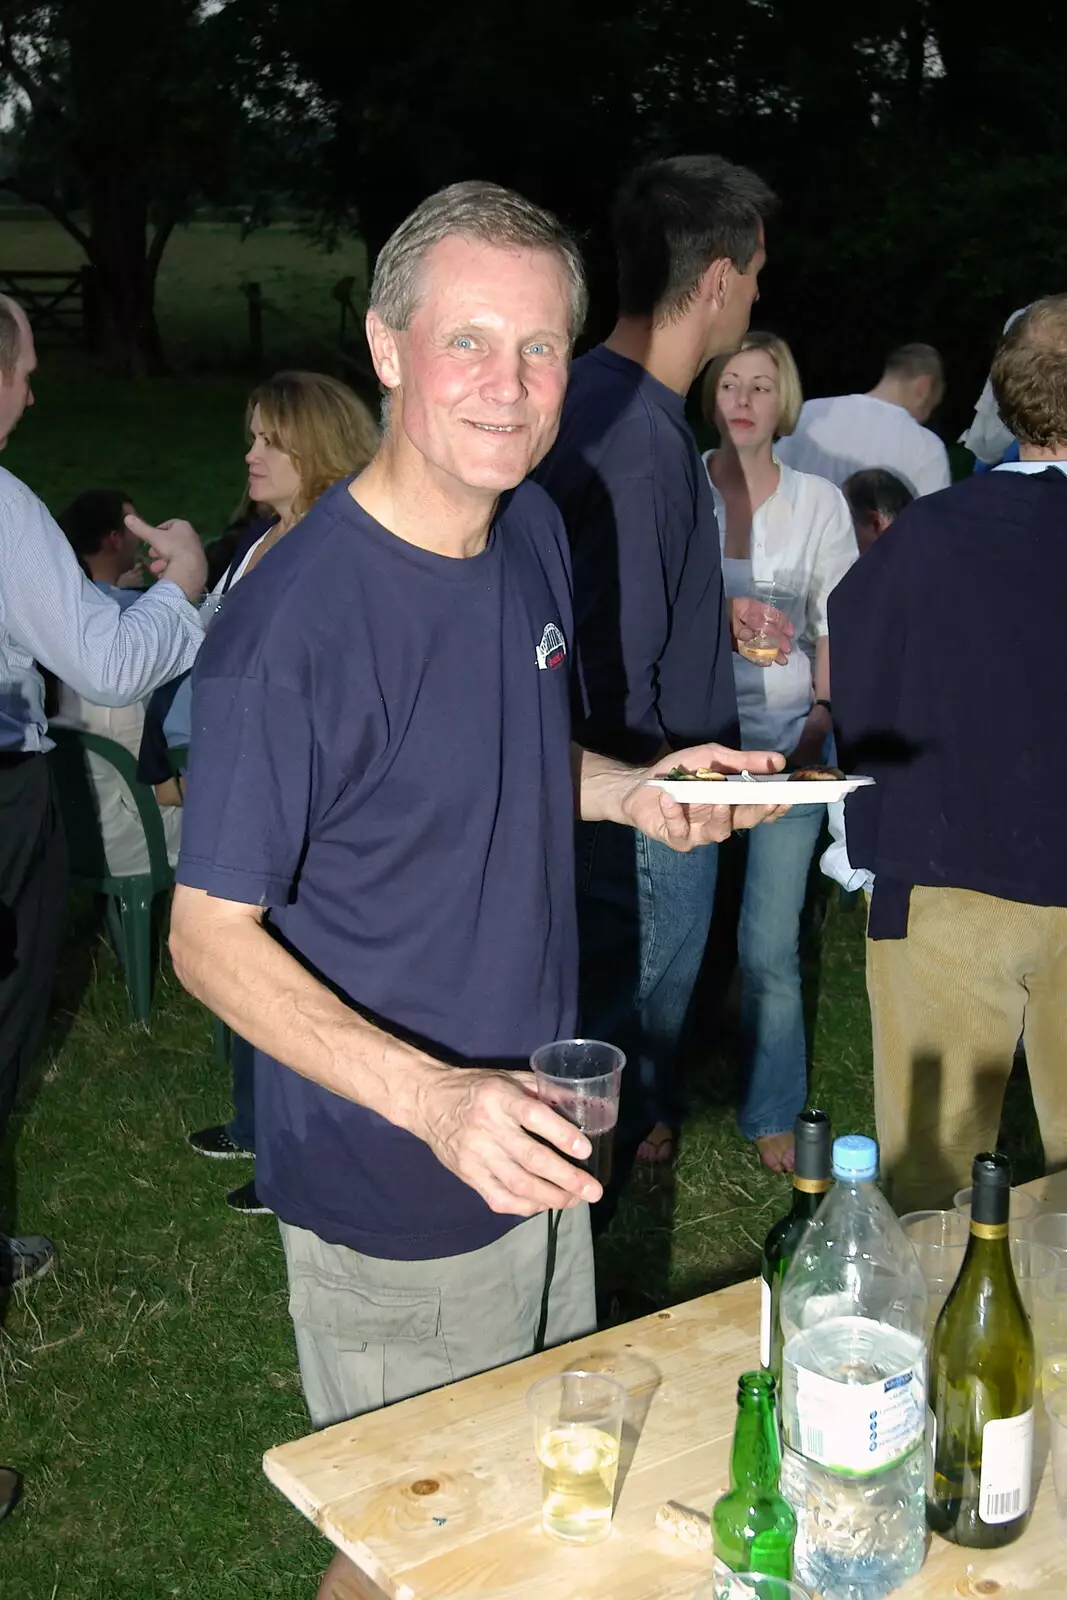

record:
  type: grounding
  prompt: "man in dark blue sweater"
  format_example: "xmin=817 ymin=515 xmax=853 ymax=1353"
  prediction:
xmin=535 ymin=155 xmax=781 ymax=1209
xmin=831 ymin=296 xmax=1067 ymax=1213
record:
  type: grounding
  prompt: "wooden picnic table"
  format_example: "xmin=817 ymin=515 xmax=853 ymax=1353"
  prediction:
xmin=264 ymin=1169 xmax=1067 ymax=1598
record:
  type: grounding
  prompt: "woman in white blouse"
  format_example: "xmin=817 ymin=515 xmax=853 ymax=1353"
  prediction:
xmin=702 ymin=332 xmax=858 ymax=1172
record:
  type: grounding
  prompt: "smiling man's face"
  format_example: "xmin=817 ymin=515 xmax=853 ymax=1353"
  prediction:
xmin=375 ymin=234 xmax=573 ymax=496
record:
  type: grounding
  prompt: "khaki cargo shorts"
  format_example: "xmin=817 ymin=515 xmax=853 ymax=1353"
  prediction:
xmin=280 ymin=1206 xmax=596 ymax=1429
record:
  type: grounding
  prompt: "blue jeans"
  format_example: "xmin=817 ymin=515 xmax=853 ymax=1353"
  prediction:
xmin=575 ymin=820 xmax=718 ymax=1144
xmin=225 ymin=1033 xmax=256 ymax=1152
xmin=736 ymin=803 xmax=824 ymax=1141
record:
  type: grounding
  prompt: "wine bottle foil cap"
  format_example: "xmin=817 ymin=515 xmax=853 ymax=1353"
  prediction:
xmin=794 ymin=1108 xmax=831 ymax=1180
xmin=832 ymin=1134 xmax=878 ymax=1181
xmin=972 ymin=1150 xmax=1012 ymax=1187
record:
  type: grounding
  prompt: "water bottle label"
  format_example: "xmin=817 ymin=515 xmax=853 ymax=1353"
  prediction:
xmin=782 ymin=1322 xmax=926 ymax=1475
xmin=978 ymin=1408 xmax=1034 ymax=1524
xmin=759 ymin=1276 xmax=772 ymax=1369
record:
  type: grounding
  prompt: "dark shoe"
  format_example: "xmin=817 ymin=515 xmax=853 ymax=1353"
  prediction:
xmin=226 ymin=1180 xmax=272 ymax=1216
xmin=0 ymin=1234 xmax=54 ymax=1288
xmin=0 ymin=1467 xmax=20 ymax=1522
xmin=187 ymin=1125 xmax=253 ymax=1159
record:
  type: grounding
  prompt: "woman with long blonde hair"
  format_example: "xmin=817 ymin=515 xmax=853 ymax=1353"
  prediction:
xmin=151 ymin=371 xmax=378 ymax=1213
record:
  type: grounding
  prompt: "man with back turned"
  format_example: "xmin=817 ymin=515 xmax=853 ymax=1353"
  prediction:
xmin=535 ymin=154 xmax=782 ymax=1201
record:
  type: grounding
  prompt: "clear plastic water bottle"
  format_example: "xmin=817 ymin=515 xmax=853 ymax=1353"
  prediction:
xmin=778 ymin=1134 xmax=928 ymax=1600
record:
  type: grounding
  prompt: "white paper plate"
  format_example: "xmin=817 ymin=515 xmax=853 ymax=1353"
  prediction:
xmin=648 ymin=773 xmax=875 ymax=806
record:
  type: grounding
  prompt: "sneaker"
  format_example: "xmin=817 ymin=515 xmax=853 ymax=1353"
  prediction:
xmin=226 ymin=1180 xmax=273 ymax=1216
xmin=0 ymin=1467 xmax=20 ymax=1522
xmin=0 ymin=1234 xmax=55 ymax=1288
xmin=187 ymin=1125 xmax=253 ymax=1159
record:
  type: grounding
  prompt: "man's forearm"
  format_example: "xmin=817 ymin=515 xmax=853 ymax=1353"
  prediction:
xmin=571 ymin=743 xmax=650 ymax=825
xmin=170 ymin=893 xmax=440 ymax=1138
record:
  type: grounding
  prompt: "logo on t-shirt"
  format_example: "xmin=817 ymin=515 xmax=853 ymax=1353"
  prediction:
xmin=535 ymin=622 xmax=567 ymax=671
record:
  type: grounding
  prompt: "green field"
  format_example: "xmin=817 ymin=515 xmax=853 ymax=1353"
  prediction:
xmin=0 ymin=222 xmax=1042 ymax=1597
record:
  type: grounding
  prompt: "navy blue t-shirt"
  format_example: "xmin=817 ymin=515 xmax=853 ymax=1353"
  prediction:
xmin=534 ymin=345 xmax=738 ymax=763
xmin=176 ymin=478 xmax=578 ymax=1260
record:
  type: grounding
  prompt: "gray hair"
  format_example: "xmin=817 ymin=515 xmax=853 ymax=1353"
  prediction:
xmin=370 ymin=181 xmax=588 ymax=344
xmin=0 ymin=294 xmax=25 ymax=378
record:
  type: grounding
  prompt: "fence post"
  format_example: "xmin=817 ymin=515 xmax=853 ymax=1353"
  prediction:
xmin=80 ymin=264 xmax=101 ymax=353
xmin=245 ymin=281 xmax=263 ymax=368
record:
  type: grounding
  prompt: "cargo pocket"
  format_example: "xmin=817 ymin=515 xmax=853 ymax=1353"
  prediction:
xmin=288 ymin=1268 xmax=452 ymax=1422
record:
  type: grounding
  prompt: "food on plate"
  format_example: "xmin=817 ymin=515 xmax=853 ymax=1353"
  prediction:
xmin=788 ymin=764 xmax=844 ymax=782
xmin=662 ymin=766 xmax=727 ymax=781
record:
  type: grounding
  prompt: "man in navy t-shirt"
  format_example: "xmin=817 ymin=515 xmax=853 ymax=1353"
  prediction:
xmin=168 ymin=180 xmax=783 ymax=1600
xmin=535 ymin=155 xmax=781 ymax=1206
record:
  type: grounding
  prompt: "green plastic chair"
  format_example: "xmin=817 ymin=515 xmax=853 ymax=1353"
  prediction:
xmin=49 ymin=725 xmax=175 ymax=1021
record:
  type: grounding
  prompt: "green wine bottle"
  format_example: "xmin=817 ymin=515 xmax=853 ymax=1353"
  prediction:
xmin=927 ymin=1151 xmax=1036 ymax=1548
xmin=760 ymin=1109 xmax=832 ymax=1382
xmin=713 ymin=1371 xmax=797 ymax=1581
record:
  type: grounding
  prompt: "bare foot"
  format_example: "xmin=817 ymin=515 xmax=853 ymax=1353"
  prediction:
xmin=636 ymin=1121 xmax=676 ymax=1165
xmin=755 ymin=1132 xmax=796 ymax=1174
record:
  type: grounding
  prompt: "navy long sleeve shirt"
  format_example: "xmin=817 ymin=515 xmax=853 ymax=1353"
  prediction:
xmin=831 ymin=465 xmax=1067 ymax=936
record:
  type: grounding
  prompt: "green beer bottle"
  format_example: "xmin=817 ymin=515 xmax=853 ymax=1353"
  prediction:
xmin=712 ymin=1371 xmax=797 ymax=1581
xmin=761 ymin=1109 xmax=832 ymax=1383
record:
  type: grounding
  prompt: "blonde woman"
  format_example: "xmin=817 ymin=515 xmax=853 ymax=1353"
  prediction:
xmin=702 ymin=332 xmax=857 ymax=1172
xmin=205 ymin=370 xmax=380 ymax=621
xmin=162 ymin=371 xmax=378 ymax=1210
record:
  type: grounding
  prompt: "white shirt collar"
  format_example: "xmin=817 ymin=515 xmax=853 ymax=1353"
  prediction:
xmin=994 ymin=459 xmax=1067 ymax=476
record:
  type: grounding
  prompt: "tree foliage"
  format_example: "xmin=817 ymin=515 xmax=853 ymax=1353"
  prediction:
xmin=0 ymin=0 xmax=275 ymax=371
xmin=0 ymin=0 xmax=1065 ymax=407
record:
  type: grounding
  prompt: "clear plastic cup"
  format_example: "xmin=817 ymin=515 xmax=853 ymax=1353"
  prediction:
xmin=899 ymin=1209 xmax=969 ymax=1333
xmin=1047 ymin=1384 xmax=1067 ymax=1543
xmin=1010 ymin=1239 xmax=1059 ymax=1318
xmin=954 ymin=1184 xmax=1040 ymax=1237
xmin=1027 ymin=1212 xmax=1067 ymax=1260
xmin=527 ymin=1370 xmax=626 ymax=1544
xmin=1033 ymin=1265 xmax=1067 ymax=1397
xmin=530 ymin=1039 xmax=625 ymax=1189
xmin=694 ymin=1573 xmax=814 ymax=1599
xmin=737 ymin=581 xmax=799 ymax=667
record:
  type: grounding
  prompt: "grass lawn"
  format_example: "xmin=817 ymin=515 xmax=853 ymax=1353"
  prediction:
xmin=0 ymin=222 xmax=1042 ymax=1594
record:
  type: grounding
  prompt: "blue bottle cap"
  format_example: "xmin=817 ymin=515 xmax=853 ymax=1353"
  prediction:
xmin=832 ymin=1134 xmax=878 ymax=1181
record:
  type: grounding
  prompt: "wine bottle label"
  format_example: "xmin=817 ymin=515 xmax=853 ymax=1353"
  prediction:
xmin=793 ymin=1177 xmax=831 ymax=1195
xmin=760 ymin=1277 xmax=772 ymax=1369
xmin=978 ymin=1408 xmax=1034 ymax=1524
xmin=971 ymin=1221 xmax=1009 ymax=1240
xmin=781 ymin=1318 xmax=926 ymax=1475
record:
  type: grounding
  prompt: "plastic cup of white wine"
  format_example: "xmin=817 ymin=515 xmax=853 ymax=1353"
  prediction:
xmin=954 ymin=1184 xmax=1040 ymax=1238
xmin=1027 ymin=1212 xmax=1067 ymax=1261
xmin=737 ymin=581 xmax=799 ymax=668
xmin=1033 ymin=1267 xmax=1067 ymax=1400
xmin=693 ymin=1573 xmax=814 ymax=1600
xmin=1046 ymin=1384 xmax=1067 ymax=1542
xmin=899 ymin=1209 xmax=969 ymax=1333
xmin=526 ymin=1370 xmax=626 ymax=1544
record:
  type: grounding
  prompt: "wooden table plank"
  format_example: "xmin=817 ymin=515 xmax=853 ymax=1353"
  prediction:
xmin=265 ymin=1170 xmax=1067 ymax=1597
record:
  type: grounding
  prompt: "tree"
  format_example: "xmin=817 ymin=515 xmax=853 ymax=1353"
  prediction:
xmin=0 ymin=0 xmax=275 ymax=372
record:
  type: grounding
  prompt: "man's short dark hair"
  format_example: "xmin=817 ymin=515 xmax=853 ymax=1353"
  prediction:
xmin=612 ymin=155 xmax=776 ymax=322
xmin=842 ymin=468 xmax=915 ymax=526
xmin=883 ymin=343 xmax=944 ymax=386
xmin=991 ymin=296 xmax=1067 ymax=449
xmin=57 ymin=489 xmax=131 ymax=567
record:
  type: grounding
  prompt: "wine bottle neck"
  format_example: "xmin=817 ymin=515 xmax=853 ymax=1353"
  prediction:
xmin=790 ymin=1180 xmax=829 ymax=1218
